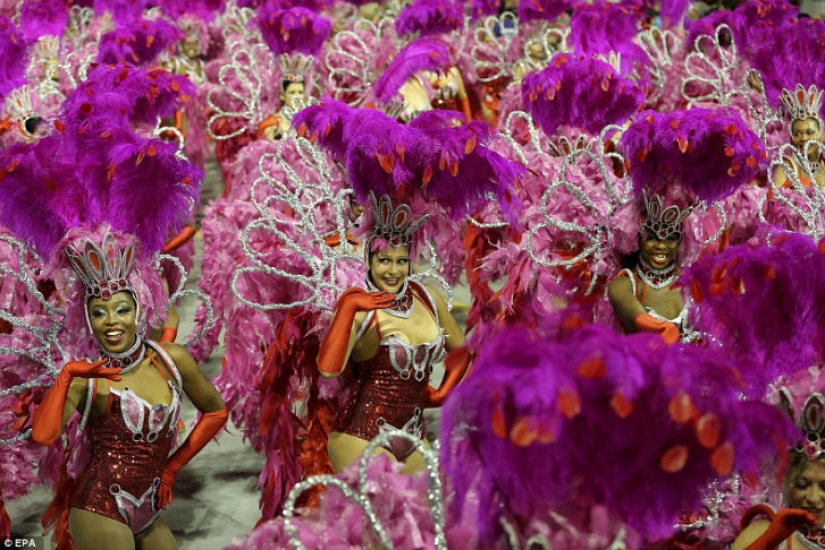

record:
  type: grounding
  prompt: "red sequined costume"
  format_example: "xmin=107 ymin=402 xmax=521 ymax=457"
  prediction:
xmin=68 ymin=341 xmax=182 ymax=534
xmin=334 ymin=283 xmax=446 ymax=460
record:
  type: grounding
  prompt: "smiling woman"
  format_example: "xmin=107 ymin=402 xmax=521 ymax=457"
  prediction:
xmin=316 ymin=194 xmax=471 ymax=474
xmin=607 ymin=193 xmax=691 ymax=345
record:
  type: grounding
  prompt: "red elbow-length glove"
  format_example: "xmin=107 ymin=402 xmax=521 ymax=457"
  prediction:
xmin=425 ymin=346 xmax=473 ymax=407
xmin=31 ymin=359 xmax=121 ymax=446
xmin=157 ymin=408 xmax=228 ymax=508
xmin=317 ymin=288 xmax=394 ymax=376
xmin=740 ymin=506 xmax=816 ymax=550
xmin=634 ymin=313 xmax=681 ymax=345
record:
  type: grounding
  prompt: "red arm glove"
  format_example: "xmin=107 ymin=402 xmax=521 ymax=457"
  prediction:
xmin=634 ymin=313 xmax=681 ymax=345
xmin=743 ymin=508 xmax=816 ymax=550
xmin=157 ymin=408 xmax=228 ymax=508
xmin=31 ymin=359 xmax=121 ymax=445
xmin=162 ymin=226 xmax=196 ymax=254
xmin=425 ymin=346 xmax=473 ymax=407
xmin=159 ymin=328 xmax=177 ymax=343
xmin=317 ymin=288 xmax=394 ymax=377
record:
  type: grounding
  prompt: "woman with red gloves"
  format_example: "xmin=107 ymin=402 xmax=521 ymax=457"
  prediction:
xmin=317 ymin=194 xmax=471 ymax=474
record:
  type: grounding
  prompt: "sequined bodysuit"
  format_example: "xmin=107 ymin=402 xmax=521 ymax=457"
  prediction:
xmin=69 ymin=341 xmax=182 ymax=534
xmin=334 ymin=283 xmax=447 ymax=459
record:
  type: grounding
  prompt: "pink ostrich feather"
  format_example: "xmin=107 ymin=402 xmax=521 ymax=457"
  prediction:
xmin=257 ymin=5 xmax=332 ymax=57
xmin=395 ymin=0 xmax=464 ymax=39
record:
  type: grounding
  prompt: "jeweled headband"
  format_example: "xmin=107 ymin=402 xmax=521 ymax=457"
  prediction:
xmin=781 ymin=83 xmax=823 ymax=126
xmin=367 ymin=193 xmax=430 ymax=252
xmin=66 ymin=232 xmax=136 ymax=300
xmin=779 ymin=387 xmax=825 ymax=460
xmin=642 ymin=192 xmax=693 ymax=241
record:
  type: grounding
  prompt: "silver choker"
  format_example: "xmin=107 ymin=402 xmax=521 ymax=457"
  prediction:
xmin=101 ymin=335 xmax=145 ymax=374
xmin=635 ymin=257 xmax=677 ymax=290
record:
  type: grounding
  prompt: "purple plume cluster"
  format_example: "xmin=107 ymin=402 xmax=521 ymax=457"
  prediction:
xmin=0 ymin=65 xmax=201 ymax=257
xmin=19 ymin=0 xmax=70 ymax=42
xmin=257 ymin=5 xmax=332 ymax=57
xmin=0 ymin=17 xmax=30 ymax=101
xmin=522 ymin=53 xmax=645 ymax=137
xmin=154 ymin=0 xmax=226 ymax=22
xmin=293 ymin=99 xmax=523 ymax=220
xmin=373 ymin=37 xmax=452 ymax=103
xmin=395 ymin=0 xmax=464 ymax=38
xmin=519 ymin=0 xmax=576 ymax=23
xmin=683 ymin=227 xmax=825 ymax=393
xmin=440 ymin=319 xmax=795 ymax=545
xmin=619 ymin=108 xmax=767 ymax=202
xmin=97 ymin=18 xmax=185 ymax=67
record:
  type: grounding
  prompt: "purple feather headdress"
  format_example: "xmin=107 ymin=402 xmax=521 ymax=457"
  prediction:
xmin=93 ymin=0 xmax=150 ymax=24
xmin=0 ymin=17 xmax=29 ymax=101
xmin=292 ymin=97 xmax=355 ymax=163
xmin=522 ymin=53 xmax=645 ymax=137
xmin=472 ymin=0 xmax=499 ymax=19
xmin=257 ymin=6 xmax=332 ymax=57
xmin=746 ymin=18 xmax=825 ymax=115
xmin=153 ymin=0 xmax=226 ymax=21
xmin=569 ymin=0 xmax=647 ymax=75
xmin=440 ymin=319 xmax=795 ymax=544
xmin=518 ymin=0 xmax=576 ymax=23
xmin=0 ymin=65 xmax=201 ymax=258
xmin=682 ymin=227 xmax=825 ymax=394
xmin=619 ymin=108 xmax=767 ymax=203
xmin=97 ymin=18 xmax=185 ymax=67
xmin=395 ymin=0 xmax=464 ymax=39
xmin=19 ymin=0 xmax=70 ymax=41
xmin=373 ymin=37 xmax=452 ymax=104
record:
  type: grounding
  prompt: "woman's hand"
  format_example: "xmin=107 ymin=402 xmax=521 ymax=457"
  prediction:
xmin=64 ymin=358 xmax=122 ymax=380
xmin=336 ymin=288 xmax=396 ymax=313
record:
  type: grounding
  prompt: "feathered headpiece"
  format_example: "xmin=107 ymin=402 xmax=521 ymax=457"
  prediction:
xmin=158 ymin=0 xmax=225 ymax=22
xmin=519 ymin=0 xmax=576 ymax=23
xmin=746 ymin=17 xmax=825 ymax=116
xmin=257 ymin=6 xmax=331 ymax=83
xmin=395 ymin=0 xmax=464 ymax=39
xmin=0 ymin=17 xmax=30 ymax=101
xmin=620 ymin=108 xmax=766 ymax=202
xmin=522 ymin=53 xmax=645 ymax=137
xmin=440 ymin=318 xmax=795 ymax=544
xmin=683 ymin=228 xmax=825 ymax=395
xmin=19 ymin=0 xmax=70 ymax=41
xmin=779 ymin=389 xmax=825 ymax=460
xmin=373 ymin=37 xmax=452 ymax=104
xmin=780 ymin=84 xmax=823 ymax=126
xmin=569 ymin=0 xmax=647 ymax=75
xmin=97 ymin=18 xmax=185 ymax=67
xmin=93 ymin=0 xmax=151 ymax=25
xmin=368 ymin=193 xmax=430 ymax=251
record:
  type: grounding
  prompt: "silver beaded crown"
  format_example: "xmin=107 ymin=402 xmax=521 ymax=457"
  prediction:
xmin=368 ymin=193 xmax=430 ymax=250
xmin=779 ymin=388 xmax=825 ymax=460
xmin=780 ymin=83 xmax=823 ymax=125
xmin=278 ymin=52 xmax=314 ymax=83
xmin=642 ymin=192 xmax=693 ymax=241
xmin=66 ymin=233 xmax=136 ymax=300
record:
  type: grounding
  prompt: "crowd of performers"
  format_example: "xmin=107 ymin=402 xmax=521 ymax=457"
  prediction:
xmin=0 ymin=0 xmax=824 ymax=549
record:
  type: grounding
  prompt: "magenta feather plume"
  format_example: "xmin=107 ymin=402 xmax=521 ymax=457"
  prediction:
xmin=373 ymin=37 xmax=452 ymax=103
xmin=745 ymin=18 xmax=825 ymax=113
xmin=619 ymin=108 xmax=767 ymax=202
xmin=472 ymin=0 xmax=499 ymax=19
xmin=153 ymin=0 xmax=225 ymax=21
xmin=0 ymin=17 xmax=30 ymax=101
xmin=659 ymin=0 xmax=692 ymax=28
xmin=257 ymin=6 xmax=332 ymax=57
xmin=19 ymin=0 xmax=70 ymax=41
xmin=736 ymin=0 xmax=799 ymax=50
xmin=97 ymin=18 xmax=185 ymax=67
xmin=93 ymin=0 xmax=150 ymax=24
xmin=291 ymin=98 xmax=355 ymax=163
xmin=408 ymin=109 xmax=523 ymax=220
xmin=395 ymin=0 xmax=464 ymax=38
xmin=518 ymin=0 xmax=576 ymax=22
xmin=440 ymin=319 xmax=795 ymax=544
xmin=0 ymin=65 xmax=201 ymax=257
xmin=685 ymin=9 xmax=738 ymax=45
xmin=522 ymin=53 xmax=644 ymax=137
xmin=682 ymin=227 xmax=825 ymax=393
xmin=569 ymin=0 xmax=647 ymax=74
